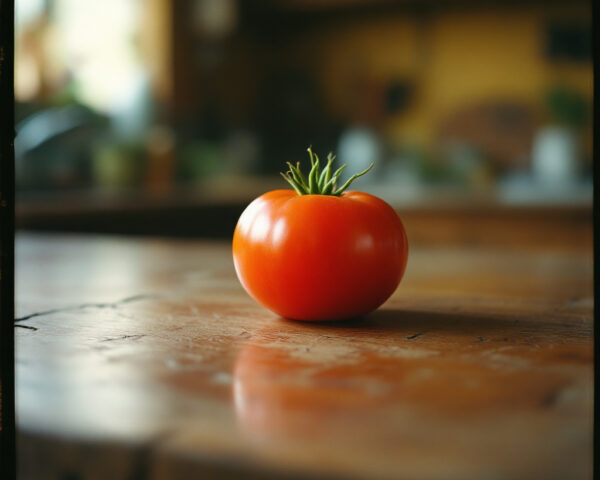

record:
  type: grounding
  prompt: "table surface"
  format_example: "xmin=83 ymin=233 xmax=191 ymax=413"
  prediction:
xmin=15 ymin=233 xmax=593 ymax=480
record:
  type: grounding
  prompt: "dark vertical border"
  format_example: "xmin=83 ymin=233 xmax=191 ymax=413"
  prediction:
xmin=593 ymin=0 xmax=599 ymax=477
xmin=0 ymin=0 xmax=15 ymax=478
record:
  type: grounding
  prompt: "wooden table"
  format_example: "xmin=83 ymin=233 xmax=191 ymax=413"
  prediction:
xmin=15 ymin=233 xmax=593 ymax=480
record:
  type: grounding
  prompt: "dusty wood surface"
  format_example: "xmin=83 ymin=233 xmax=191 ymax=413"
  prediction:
xmin=15 ymin=233 xmax=593 ymax=480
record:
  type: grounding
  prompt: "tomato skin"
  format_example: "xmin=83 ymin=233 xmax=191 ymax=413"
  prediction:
xmin=232 ymin=190 xmax=408 ymax=321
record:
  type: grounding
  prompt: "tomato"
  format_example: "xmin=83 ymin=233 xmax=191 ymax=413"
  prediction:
xmin=232 ymin=148 xmax=408 ymax=321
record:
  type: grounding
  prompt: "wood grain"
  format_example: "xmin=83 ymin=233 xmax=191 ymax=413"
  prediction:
xmin=15 ymin=233 xmax=593 ymax=480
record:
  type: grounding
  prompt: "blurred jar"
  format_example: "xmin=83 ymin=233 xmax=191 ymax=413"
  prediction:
xmin=145 ymin=125 xmax=176 ymax=195
xmin=92 ymin=142 xmax=143 ymax=190
xmin=224 ymin=130 xmax=260 ymax=174
xmin=179 ymin=141 xmax=226 ymax=184
xmin=337 ymin=127 xmax=381 ymax=188
xmin=531 ymin=126 xmax=579 ymax=186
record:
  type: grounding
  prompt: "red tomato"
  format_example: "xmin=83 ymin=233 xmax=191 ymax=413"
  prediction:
xmin=232 ymin=189 xmax=408 ymax=321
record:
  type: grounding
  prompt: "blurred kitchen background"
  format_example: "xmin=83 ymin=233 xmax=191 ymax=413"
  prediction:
xmin=14 ymin=0 xmax=592 ymax=248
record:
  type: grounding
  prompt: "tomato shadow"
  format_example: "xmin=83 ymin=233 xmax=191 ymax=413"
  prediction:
xmin=276 ymin=307 xmax=569 ymax=340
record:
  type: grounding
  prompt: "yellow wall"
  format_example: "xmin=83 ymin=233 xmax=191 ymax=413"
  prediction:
xmin=295 ymin=3 xmax=592 ymax=147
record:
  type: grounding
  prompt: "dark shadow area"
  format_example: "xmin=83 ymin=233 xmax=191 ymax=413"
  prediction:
xmin=274 ymin=306 xmax=584 ymax=339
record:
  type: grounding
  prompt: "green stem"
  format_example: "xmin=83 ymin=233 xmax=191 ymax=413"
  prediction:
xmin=286 ymin=162 xmax=310 ymax=194
xmin=308 ymin=153 xmax=320 ymax=193
xmin=332 ymin=162 xmax=374 ymax=196
xmin=317 ymin=154 xmax=334 ymax=190
xmin=281 ymin=147 xmax=374 ymax=196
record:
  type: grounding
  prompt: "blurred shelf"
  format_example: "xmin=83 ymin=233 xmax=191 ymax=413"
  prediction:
xmin=16 ymin=177 xmax=592 ymax=251
xmin=269 ymin=0 xmax=587 ymax=14
xmin=17 ymin=175 xmax=592 ymax=214
xmin=17 ymin=176 xmax=286 ymax=216
xmin=368 ymin=180 xmax=593 ymax=210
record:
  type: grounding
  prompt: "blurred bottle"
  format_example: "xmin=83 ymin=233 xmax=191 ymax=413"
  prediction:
xmin=532 ymin=86 xmax=588 ymax=187
xmin=92 ymin=142 xmax=143 ymax=191
xmin=145 ymin=125 xmax=176 ymax=195
xmin=531 ymin=126 xmax=578 ymax=186
xmin=337 ymin=127 xmax=381 ymax=188
xmin=224 ymin=130 xmax=260 ymax=174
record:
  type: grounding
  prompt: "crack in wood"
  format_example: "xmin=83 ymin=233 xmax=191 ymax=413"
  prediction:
xmin=14 ymin=294 xmax=158 ymax=323
xmin=101 ymin=334 xmax=146 ymax=342
xmin=406 ymin=332 xmax=423 ymax=340
xmin=15 ymin=324 xmax=38 ymax=331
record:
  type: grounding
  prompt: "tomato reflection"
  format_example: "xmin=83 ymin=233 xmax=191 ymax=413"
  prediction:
xmin=232 ymin=322 xmax=579 ymax=441
xmin=232 ymin=336 xmax=392 ymax=439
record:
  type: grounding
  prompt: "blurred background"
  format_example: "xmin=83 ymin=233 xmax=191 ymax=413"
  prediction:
xmin=14 ymin=0 xmax=592 ymax=247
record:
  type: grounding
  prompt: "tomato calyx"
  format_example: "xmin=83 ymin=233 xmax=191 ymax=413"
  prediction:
xmin=280 ymin=146 xmax=374 ymax=196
